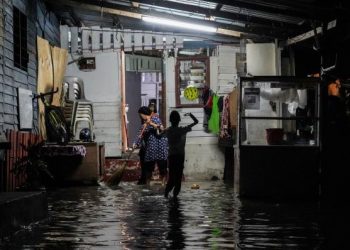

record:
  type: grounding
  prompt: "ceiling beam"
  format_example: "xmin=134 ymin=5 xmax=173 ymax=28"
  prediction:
xmin=215 ymin=3 xmax=223 ymax=11
xmin=69 ymin=9 xmax=84 ymax=27
xmin=285 ymin=19 xmax=337 ymax=46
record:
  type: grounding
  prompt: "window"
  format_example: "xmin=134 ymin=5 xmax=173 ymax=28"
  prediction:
xmin=175 ymin=56 xmax=210 ymax=107
xmin=13 ymin=6 xmax=28 ymax=71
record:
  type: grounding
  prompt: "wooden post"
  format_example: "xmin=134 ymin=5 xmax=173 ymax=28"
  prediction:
xmin=120 ymin=51 xmax=128 ymax=152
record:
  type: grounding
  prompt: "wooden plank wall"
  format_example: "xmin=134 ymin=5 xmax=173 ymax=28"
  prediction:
xmin=93 ymin=102 xmax=122 ymax=157
xmin=214 ymin=45 xmax=239 ymax=95
xmin=0 ymin=2 xmax=4 ymax=132
xmin=0 ymin=0 xmax=60 ymax=132
xmin=2 ymin=130 xmax=41 ymax=191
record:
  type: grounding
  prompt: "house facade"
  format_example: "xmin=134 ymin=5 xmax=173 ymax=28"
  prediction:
xmin=0 ymin=0 xmax=60 ymax=132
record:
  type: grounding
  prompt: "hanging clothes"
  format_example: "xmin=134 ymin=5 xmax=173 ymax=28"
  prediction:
xmin=201 ymin=87 xmax=212 ymax=132
xmin=220 ymin=95 xmax=230 ymax=139
xmin=208 ymin=94 xmax=220 ymax=134
xmin=229 ymin=88 xmax=238 ymax=128
xmin=204 ymin=93 xmax=213 ymax=115
xmin=218 ymin=96 xmax=224 ymax=112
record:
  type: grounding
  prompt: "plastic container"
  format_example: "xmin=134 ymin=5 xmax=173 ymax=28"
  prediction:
xmin=266 ymin=128 xmax=284 ymax=145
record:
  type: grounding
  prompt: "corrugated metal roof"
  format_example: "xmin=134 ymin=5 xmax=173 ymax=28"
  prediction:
xmin=221 ymin=5 xmax=304 ymax=25
xmin=45 ymin=0 xmax=347 ymax=41
xmin=166 ymin=0 xmax=217 ymax=10
xmin=105 ymin=0 xmax=132 ymax=7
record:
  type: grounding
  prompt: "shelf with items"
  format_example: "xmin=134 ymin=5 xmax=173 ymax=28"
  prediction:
xmin=239 ymin=76 xmax=320 ymax=147
xmin=236 ymin=76 xmax=321 ymax=200
xmin=175 ymin=56 xmax=210 ymax=107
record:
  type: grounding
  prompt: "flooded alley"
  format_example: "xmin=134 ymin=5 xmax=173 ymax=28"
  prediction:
xmin=0 ymin=181 xmax=330 ymax=249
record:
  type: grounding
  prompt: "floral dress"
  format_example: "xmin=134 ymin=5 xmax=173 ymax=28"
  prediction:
xmin=134 ymin=115 xmax=168 ymax=162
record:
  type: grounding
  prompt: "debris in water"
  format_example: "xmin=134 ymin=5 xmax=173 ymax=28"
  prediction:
xmin=191 ymin=184 xmax=200 ymax=189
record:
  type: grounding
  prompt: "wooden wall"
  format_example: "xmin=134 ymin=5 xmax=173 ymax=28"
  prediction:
xmin=0 ymin=0 xmax=60 ymax=132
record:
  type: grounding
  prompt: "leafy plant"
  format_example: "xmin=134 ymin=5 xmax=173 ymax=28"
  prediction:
xmin=11 ymin=141 xmax=53 ymax=190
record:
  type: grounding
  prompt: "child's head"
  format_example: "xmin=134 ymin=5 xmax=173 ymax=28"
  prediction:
xmin=148 ymin=102 xmax=157 ymax=113
xmin=169 ymin=110 xmax=180 ymax=125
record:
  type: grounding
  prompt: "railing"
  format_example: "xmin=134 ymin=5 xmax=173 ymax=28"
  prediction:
xmin=60 ymin=25 xmax=185 ymax=54
xmin=1 ymin=130 xmax=42 ymax=192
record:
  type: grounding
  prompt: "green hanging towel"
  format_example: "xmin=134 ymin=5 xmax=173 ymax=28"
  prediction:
xmin=208 ymin=94 xmax=220 ymax=134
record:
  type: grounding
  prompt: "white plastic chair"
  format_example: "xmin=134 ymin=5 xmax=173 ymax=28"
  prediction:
xmin=62 ymin=82 xmax=75 ymax=136
xmin=63 ymin=76 xmax=94 ymax=141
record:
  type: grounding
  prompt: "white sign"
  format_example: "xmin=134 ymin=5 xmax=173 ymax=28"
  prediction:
xmin=244 ymin=88 xmax=260 ymax=110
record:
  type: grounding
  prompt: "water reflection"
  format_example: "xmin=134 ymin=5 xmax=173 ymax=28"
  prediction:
xmin=167 ymin=199 xmax=185 ymax=249
xmin=0 ymin=181 xmax=327 ymax=249
xmin=238 ymin=200 xmax=322 ymax=249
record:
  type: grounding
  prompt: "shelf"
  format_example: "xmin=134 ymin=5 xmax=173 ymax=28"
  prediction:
xmin=241 ymin=116 xmax=320 ymax=120
xmin=237 ymin=76 xmax=321 ymax=199
xmin=175 ymin=56 xmax=210 ymax=107
xmin=239 ymin=76 xmax=320 ymax=147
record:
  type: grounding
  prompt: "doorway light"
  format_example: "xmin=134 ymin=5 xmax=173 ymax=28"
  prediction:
xmin=142 ymin=16 xmax=217 ymax=33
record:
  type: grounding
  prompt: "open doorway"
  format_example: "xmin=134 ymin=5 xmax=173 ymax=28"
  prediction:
xmin=125 ymin=71 xmax=163 ymax=148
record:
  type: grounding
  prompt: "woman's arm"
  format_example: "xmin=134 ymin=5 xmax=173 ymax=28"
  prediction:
xmin=132 ymin=123 xmax=147 ymax=148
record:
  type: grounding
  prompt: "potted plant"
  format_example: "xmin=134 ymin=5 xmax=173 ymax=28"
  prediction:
xmin=12 ymin=141 xmax=54 ymax=191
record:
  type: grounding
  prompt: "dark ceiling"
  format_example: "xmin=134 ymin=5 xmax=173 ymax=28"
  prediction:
xmin=45 ymin=0 xmax=350 ymax=44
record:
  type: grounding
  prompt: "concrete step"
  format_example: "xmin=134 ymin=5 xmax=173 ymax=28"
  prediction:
xmin=0 ymin=192 xmax=48 ymax=238
xmin=104 ymin=158 xmax=141 ymax=182
xmin=103 ymin=158 xmax=166 ymax=182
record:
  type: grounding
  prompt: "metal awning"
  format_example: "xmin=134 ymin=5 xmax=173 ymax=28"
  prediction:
xmin=44 ymin=0 xmax=349 ymax=44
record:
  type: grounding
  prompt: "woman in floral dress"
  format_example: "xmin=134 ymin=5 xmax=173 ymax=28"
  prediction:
xmin=133 ymin=106 xmax=168 ymax=185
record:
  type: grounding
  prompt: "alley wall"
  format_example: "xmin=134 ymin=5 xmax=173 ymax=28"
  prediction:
xmin=65 ymin=52 xmax=122 ymax=157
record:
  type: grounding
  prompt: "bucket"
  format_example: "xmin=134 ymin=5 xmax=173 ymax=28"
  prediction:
xmin=266 ymin=128 xmax=284 ymax=145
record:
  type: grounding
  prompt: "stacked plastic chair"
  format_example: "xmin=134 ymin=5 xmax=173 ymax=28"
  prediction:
xmin=61 ymin=82 xmax=74 ymax=136
xmin=62 ymin=76 xmax=94 ymax=141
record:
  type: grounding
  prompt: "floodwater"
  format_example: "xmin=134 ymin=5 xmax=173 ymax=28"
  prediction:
xmin=0 ymin=181 xmax=342 ymax=249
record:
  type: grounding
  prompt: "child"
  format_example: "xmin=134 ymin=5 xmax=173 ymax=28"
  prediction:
xmin=164 ymin=111 xmax=198 ymax=198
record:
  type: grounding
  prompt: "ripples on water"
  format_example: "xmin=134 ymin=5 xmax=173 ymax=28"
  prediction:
xmin=1 ymin=181 xmax=326 ymax=249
